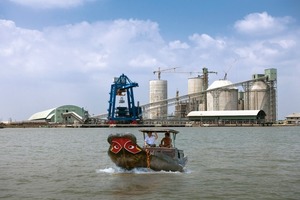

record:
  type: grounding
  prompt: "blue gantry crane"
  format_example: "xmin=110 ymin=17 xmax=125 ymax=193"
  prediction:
xmin=107 ymin=74 xmax=141 ymax=123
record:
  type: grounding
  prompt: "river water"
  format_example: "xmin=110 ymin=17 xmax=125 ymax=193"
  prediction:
xmin=0 ymin=127 xmax=299 ymax=200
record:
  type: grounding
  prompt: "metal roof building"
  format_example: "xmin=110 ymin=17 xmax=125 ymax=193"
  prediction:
xmin=187 ymin=110 xmax=266 ymax=125
xmin=28 ymin=105 xmax=89 ymax=124
xmin=285 ymin=113 xmax=300 ymax=125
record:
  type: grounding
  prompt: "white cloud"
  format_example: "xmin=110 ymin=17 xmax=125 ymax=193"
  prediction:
xmin=0 ymin=19 xmax=163 ymax=77
xmin=168 ymin=40 xmax=190 ymax=49
xmin=234 ymin=35 xmax=298 ymax=67
xmin=234 ymin=12 xmax=292 ymax=35
xmin=189 ymin=33 xmax=226 ymax=49
xmin=129 ymin=54 xmax=158 ymax=67
xmin=9 ymin=0 xmax=93 ymax=9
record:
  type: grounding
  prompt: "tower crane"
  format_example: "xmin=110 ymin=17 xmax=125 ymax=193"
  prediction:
xmin=202 ymin=67 xmax=218 ymax=111
xmin=202 ymin=67 xmax=218 ymax=90
xmin=170 ymin=67 xmax=217 ymax=112
xmin=170 ymin=71 xmax=203 ymax=75
xmin=153 ymin=67 xmax=178 ymax=80
xmin=153 ymin=67 xmax=217 ymax=80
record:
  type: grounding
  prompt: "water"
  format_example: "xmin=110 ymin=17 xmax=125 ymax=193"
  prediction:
xmin=0 ymin=127 xmax=299 ymax=200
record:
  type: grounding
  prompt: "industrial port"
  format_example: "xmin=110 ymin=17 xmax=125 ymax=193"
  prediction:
xmin=4 ymin=67 xmax=279 ymax=128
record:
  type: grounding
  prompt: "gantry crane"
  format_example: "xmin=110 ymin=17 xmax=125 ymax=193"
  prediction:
xmin=107 ymin=74 xmax=141 ymax=123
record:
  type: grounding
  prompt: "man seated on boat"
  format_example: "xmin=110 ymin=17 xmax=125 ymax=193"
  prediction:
xmin=144 ymin=131 xmax=158 ymax=147
xmin=159 ymin=132 xmax=172 ymax=148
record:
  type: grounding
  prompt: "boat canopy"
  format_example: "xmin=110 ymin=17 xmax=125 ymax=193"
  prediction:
xmin=139 ymin=129 xmax=179 ymax=134
xmin=139 ymin=128 xmax=179 ymax=147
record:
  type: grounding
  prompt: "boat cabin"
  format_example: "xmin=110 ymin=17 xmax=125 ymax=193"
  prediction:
xmin=139 ymin=129 xmax=186 ymax=163
xmin=140 ymin=128 xmax=179 ymax=147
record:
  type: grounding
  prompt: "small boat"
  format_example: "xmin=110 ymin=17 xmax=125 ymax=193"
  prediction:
xmin=107 ymin=128 xmax=187 ymax=172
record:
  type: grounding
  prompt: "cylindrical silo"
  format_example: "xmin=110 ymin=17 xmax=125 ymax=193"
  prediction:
xmin=149 ymin=80 xmax=168 ymax=119
xmin=238 ymin=91 xmax=245 ymax=110
xmin=207 ymin=80 xmax=238 ymax=111
xmin=187 ymin=76 xmax=205 ymax=111
xmin=188 ymin=76 xmax=203 ymax=94
xmin=249 ymin=81 xmax=269 ymax=118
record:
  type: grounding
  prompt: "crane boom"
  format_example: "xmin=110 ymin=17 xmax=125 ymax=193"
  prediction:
xmin=153 ymin=67 xmax=178 ymax=80
xmin=154 ymin=67 xmax=217 ymax=80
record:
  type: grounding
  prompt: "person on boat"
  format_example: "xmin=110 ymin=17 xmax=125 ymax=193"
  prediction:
xmin=144 ymin=131 xmax=158 ymax=147
xmin=159 ymin=132 xmax=172 ymax=148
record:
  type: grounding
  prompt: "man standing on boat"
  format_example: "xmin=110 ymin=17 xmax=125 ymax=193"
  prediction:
xmin=144 ymin=131 xmax=158 ymax=147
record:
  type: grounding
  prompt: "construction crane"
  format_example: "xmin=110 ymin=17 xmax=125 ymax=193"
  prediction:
xmin=153 ymin=67 xmax=178 ymax=80
xmin=202 ymin=67 xmax=218 ymax=111
xmin=169 ymin=67 xmax=217 ymax=89
xmin=170 ymin=71 xmax=202 ymax=75
xmin=202 ymin=67 xmax=218 ymax=90
xmin=153 ymin=67 xmax=217 ymax=79
xmin=223 ymin=58 xmax=238 ymax=80
xmin=154 ymin=67 xmax=217 ymax=90
xmin=171 ymin=67 xmax=217 ymax=111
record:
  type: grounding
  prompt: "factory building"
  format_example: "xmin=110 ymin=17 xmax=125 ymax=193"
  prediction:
xmin=28 ymin=105 xmax=89 ymax=124
xmin=146 ymin=67 xmax=277 ymax=124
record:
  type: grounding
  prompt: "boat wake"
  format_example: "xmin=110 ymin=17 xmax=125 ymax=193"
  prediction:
xmin=97 ymin=166 xmax=190 ymax=174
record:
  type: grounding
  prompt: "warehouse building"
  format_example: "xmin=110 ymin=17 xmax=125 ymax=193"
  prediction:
xmin=28 ymin=105 xmax=89 ymax=124
xmin=187 ymin=110 xmax=266 ymax=125
xmin=285 ymin=113 xmax=300 ymax=125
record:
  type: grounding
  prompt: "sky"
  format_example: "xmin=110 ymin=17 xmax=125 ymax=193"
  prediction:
xmin=0 ymin=0 xmax=299 ymax=121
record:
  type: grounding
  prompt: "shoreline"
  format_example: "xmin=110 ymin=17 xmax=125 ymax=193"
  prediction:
xmin=1 ymin=122 xmax=298 ymax=128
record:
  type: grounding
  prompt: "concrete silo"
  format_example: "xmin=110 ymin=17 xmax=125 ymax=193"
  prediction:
xmin=187 ymin=76 xmax=205 ymax=111
xmin=188 ymin=76 xmax=203 ymax=94
xmin=149 ymin=80 xmax=168 ymax=119
xmin=238 ymin=91 xmax=245 ymax=110
xmin=207 ymin=80 xmax=238 ymax=111
xmin=249 ymin=81 xmax=271 ymax=121
xmin=244 ymin=68 xmax=277 ymax=122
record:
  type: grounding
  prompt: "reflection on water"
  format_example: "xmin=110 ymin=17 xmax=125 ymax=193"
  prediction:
xmin=0 ymin=127 xmax=300 ymax=200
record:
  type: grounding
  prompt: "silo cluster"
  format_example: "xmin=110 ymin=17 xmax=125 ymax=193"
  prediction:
xmin=148 ymin=68 xmax=277 ymax=122
xmin=205 ymin=69 xmax=276 ymax=122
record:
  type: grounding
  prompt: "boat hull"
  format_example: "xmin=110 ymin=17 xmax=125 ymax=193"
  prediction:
xmin=107 ymin=134 xmax=186 ymax=172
